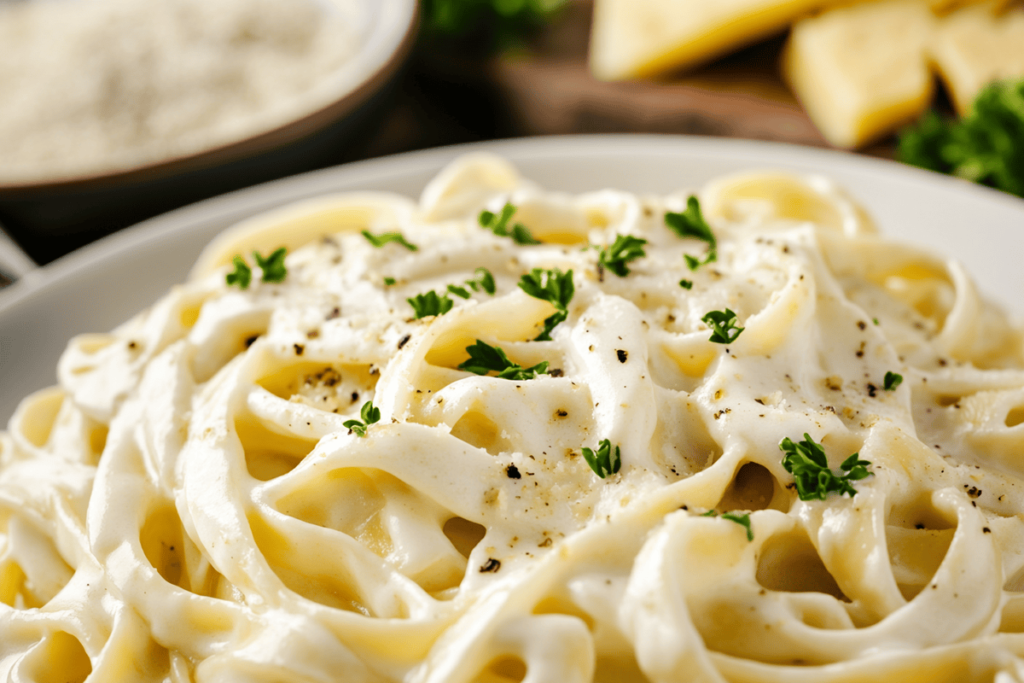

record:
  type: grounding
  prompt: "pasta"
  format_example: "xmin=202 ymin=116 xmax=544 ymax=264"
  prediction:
xmin=4 ymin=153 xmax=1024 ymax=682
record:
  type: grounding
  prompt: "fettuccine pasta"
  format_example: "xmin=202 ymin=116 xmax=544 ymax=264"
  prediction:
xmin=3 ymin=154 xmax=1024 ymax=682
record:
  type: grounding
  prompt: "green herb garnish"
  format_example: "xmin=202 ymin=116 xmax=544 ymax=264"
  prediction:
xmin=581 ymin=438 xmax=621 ymax=479
xmin=598 ymin=235 xmax=647 ymax=277
xmin=408 ymin=291 xmax=454 ymax=319
xmin=702 ymin=308 xmax=744 ymax=344
xmin=383 ymin=277 xmax=397 ymax=286
xmin=448 ymin=284 xmax=472 ymax=299
xmin=666 ymin=196 xmax=717 ymax=270
xmin=679 ymin=279 xmax=693 ymax=290
xmin=361 ymin=230 xmax=418 ymax=251
xmin=458 ymin=340 xmax=549 ymax=380
xmin=518 ymin=268 xmax=574 ymax=341
xmin=884 ymin=371 xmax=903 ymax=391
xmin=898 ymin=77 xmax=1024 ymax=198
xmin=226 ymin=255 xmax=252 ymax=289
xmin=253 ymin=248 xmax=288 ymax=283
xmin=420 ymin=0 xmax=567 ymax=50
xmin=479 ymin=203 xmax=540 ymax=245
xmin=466 ymin=267 xmax=497 ymax=295
xmin=779 ymin=433 xmax=872 ymax=501
xmin=344 ymin=400 xmax=381 ymax=437
xmin=701 ymin=509 xmax=753 ymax=541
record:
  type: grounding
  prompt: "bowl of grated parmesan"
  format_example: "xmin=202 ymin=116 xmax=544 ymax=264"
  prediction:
xmin=0 ymin=0 xmax=418 ymax=264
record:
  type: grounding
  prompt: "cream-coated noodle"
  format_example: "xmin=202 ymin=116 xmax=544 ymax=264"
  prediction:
xmin=4 ymin=153 xmax=1024 ymax=682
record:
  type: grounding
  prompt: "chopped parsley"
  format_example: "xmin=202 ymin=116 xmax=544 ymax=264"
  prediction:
xmin=226 ymin=248 xmax=287 ymax=289
xmin=701 ymin=509 xmax=753 ymax=541
xmin=897 ymin=77 xmax=1024 ymax=198
xmin=884 ymin=371 xmax=903 ymax=391
xmin=408 ymin=291 xmax=454 ymax=319
xmin=466 ymin=267 xmax=497 ymax=295
xmin=361 ymin=229 xmax=418 ymax=251
xmin=598 ymin=235 xmax=648 ymax=277
xmin=458 ymin=340 xmax=549 ymax=380
xmin=581 ymin=438 xmax=621 ymax=479
xmin=344 ymin=400 xmax=381 ymax=437
xmin=448 ymin=284 xmax=472 ymax=299
xmin=226 ymin=255 xmax=252 ymax=289
xmin=479 ymin=203 xmax=540 ymax=245
xmin=779 ymin=433 xmax=872 ymax=501
xmin=666 ymin=196 xmax=717 ymax=270
xmin=383 ymin=277 xmax=397 ymax=286
xmin=702 ymin=308 xmax=744 ymax=344
xmin=679 ymin=279 xmax=693 ymax=290
xmin=518 ymin=268 xmax=574 ymax=341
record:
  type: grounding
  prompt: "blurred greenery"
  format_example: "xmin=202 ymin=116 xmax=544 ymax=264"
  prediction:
xmin=419 ymin=0 xmax=568 ymax=51
xmin=898 ymin=77 xmax=1024 ymax=198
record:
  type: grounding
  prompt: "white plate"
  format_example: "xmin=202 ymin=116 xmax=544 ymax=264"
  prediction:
xmin=2 ymin=135 xmax=1023 ymax=425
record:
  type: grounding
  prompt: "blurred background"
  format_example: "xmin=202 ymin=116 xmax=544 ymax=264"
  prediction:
xmin=0 ymin=0 xmax=1021 ymax=282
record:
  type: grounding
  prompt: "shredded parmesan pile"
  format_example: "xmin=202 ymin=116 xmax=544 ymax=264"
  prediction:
xmin=0 ymin=0 xmax=360 ymax=183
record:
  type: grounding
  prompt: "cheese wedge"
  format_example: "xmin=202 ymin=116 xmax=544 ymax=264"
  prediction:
xmin=930 ymin=2 xmax=1024 ymax=114
xmin=590 ymin=0 xmax=847 ymax=81
xmin=783 ymin=0 xmax=935 ymax=148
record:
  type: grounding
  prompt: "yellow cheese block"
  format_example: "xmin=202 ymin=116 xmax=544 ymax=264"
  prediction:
xmin=930 ymin=2 xmax=1024 ymax=114
xmin=589 ymin=0 xmax=847 ymax=81
xmin=783 ymin=0 xmax=935 ymax=148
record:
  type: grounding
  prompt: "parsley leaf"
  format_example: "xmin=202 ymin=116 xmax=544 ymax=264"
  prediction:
xmin=226 ymin=255 xmax=252 ymax=289
xmin=408 ymin=291 xmax=454 ymax=319
xmin=458 ymin=340 xmax=549 ymax=380
xmin=581 ymin=438 xmax=621 ymax=479
xmin=898 ymin=77 xmax=1024 ymax=198
xmin=666 ymin=197 xmax=717 ymax=271
xmin=884 ymin=371 xmax=903 ymax=391
xmin=448 ymin=284 xmax=472 ymax=299
xmin=421 ymin=0 xmax=567 ymax=52
xmin=779 ymin=433 xmax=873 ymax=501
xmin=598 ymin=235 xmax=648 ymax=277
xmin=466 ymin=267 xmax=497 ymax=295
xmin=479 ymin=203 xmax=540 ymax=245
xmin=383 ymin=277 xmax=397 ymax=286
xmin=702 ymin=308 xmax=744 ymax=344
xmin=343 ymin=400 xmax=381 ymax=437
xmin=518 ymin=268 xmax=574 ymax=340
xmin=253 ymin=248 xmax=288 ymax=283
xmin=361 ymin=229 xmax=418 ymax=251
xmin=701 ymin=509 xmax=753 ymax=541
xmin=679 ymin=279 xmax=693 ymax=290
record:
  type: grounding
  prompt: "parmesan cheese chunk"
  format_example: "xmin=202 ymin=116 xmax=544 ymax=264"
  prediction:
xmin=589 ymin=0 xmax=846 ymax=81
xmin=783 ymin=0 xmax=935 ymax=148
xmin=930 ymin=2 xmax=1024 ymax=114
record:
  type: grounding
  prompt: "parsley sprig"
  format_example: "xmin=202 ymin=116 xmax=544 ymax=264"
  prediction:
xmin=898 ymin=77 xmax=1024 ymax=198
xmin=458 ymin=340 xmax=549 ymax=380
xmin=518 ymin=268 xmax=574 ymax=340
xmin=344 ymin=401 xmax=381 ymax=437
xmin=226 ymin=248 xmax=288 ymax=289
xmin=448 ymin=267 xmax=498 ymax=299
xmin=361 ymin=230 xmax=418 ymax=251
xmin=884 ymin=371 xmax=903 ymax=391
xmin=702 ymin=308 xmax=744 ymax=344
xmin=779 ymin=433 xmax=872 ymax=501
xmin=701 ymin=509 xmax=753 ymax=541
xmin=479 ymin=203 xmax=540 ymax=245
xmin=581 ymin=438 xmax=621 ymax=478
xmin=598 ymin=235 xmax=647 ymax=277
xmin=408 ymin=291 xmax=454 ymax=319
xmin=665 ymin=197 xmax=717 ymax=271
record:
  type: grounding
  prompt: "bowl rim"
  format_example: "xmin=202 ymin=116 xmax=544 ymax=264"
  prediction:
xmin=0 ymin=0 xmax=420 ymax=196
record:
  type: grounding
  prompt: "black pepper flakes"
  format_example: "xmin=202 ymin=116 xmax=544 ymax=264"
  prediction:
xmin=857 ymin=321 xmax=867 ymax=331
xmin=867 ymin=383 xmax=878 ymax=398
xmin=397 ymin=334 xmax=411 ymax=350
xmin=326 ymin=306 xmax=341 ymax=320
xmin=616 ymin=349 xmax=628 ymax=363
xmin=506 ymin=464 xmax=522 ymax=479
xmin=549 ymin=368 xmax=564 ymax=378
xmin=293 ymin=344 xmax=305 ymax=356
xmin=555 ymin=409 xmax=568 ymax=418
xmin=480 ymin=558 xmax=501 ymax=573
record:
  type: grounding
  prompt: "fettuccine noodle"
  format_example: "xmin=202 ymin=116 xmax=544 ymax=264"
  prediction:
xmin=3 ymin=154 xmax=1024 ymax=682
